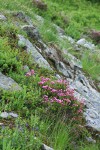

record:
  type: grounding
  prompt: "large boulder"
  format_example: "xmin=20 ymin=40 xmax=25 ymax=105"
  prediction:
xmin=0 ymin=72 xmax=22 ymax=91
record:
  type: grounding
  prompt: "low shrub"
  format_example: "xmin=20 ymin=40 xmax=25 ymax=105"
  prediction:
xmin=38 ymin=77 xmax=85 ymax=123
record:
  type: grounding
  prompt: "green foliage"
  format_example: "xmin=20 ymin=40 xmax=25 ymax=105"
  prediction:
xmin=39 ymin=20 xmax=58 ymax=43
xmin=0 ymin=118 xmax=41 ymax=150
xmin=82 ymin=51 xmax=100 ymax=80
xmin=0 ymin=38 xmax=22 ymax=74
xmin=39 ymin=77 xmax=84 ymax=124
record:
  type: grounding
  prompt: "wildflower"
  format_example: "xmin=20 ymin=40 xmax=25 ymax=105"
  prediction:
xmin=25 ymin=69 xmax=35 ymax=76
xmin=51 ymin=89 xmax=57 ymax=93
xmin=57 ymin=92 xmax=65 ymax=96
xmin=43 ymin=95 xmax=49 ymax=102
xmin=51 ymin=81 xmax=55 ymax=84
xmin=31 ymin=69 xmax=35 ymax=75
xmin=77 ymin=109 xmax=83 ymax=113
xmin=38 ymin=81 xmax=45 ymax=85
xmin=73 ymin=104 xmax=79 ymax=107
xmin=25 ymin=72 xmax=31 ymax=76
xmin=64 ymin=99 xmax=71 ymax=103
xmin=42 ymin=85 xmax=48 ymax=89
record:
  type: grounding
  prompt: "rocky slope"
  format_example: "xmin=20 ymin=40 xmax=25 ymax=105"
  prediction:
xmin=0 ymin=11 xmax=100 ymax=134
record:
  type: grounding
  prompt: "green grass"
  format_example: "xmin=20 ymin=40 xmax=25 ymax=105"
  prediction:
xmin=82 ymin=51 xmax=100 ymax=80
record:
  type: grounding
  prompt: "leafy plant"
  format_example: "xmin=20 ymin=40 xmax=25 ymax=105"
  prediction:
xmin=38 ymin=77 xmax=84 ymax=123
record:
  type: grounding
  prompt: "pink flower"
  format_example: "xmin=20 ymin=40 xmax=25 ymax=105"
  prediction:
xmin=51 ymin=89 xmax=57 ymax=93
xmin=77 ymin=109 xmax=83 ymax=113
xmin=51 ymin=81 xmax=55 ymax=84
xmin=31 ymin=69 xmax=35 ymax=75
xmin=57 ymin=92 xmax=65 ymax=96
xmin=42 ymin=85 xmax=48 ymax=89
xmin=38 ymin=81 xmax=45 ymax=85
xmin=25 ymin=72 xmax=31 ymax=76
xmin=43 ymin=95 xmax=49 ymax=102
xmin=73 ymin=104 xmax=79 ymax=107
xmin=63 ymin=98 xmax=71 ymax=103
xmin=25 ymin=69 xmax=35 ymax=76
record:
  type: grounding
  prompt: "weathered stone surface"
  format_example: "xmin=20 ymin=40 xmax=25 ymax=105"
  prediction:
xmin=53 ymin=24 xmax=65 ymax=36
xmin=42 ymin=144 xmax=54 ymax=150
xmin=34 ymin=14 xmax=44 ymax=24
xmin=0 ymin=112 xmax=9 ymax=118
xmin=70 ymin=74 xmax=100 ymax=131
xmin=62 ymin=50 xmax=82 ymax=70
xmin=22 ymin=25 xmax=40 ymax=40
xmin=0 ymin=112 xmax=18 ymax=118
xmin=76 ymin=38 xmax=95 ymax=50
xmin=0 ymin=14 xmax=7 ymax=21
xmin=0 ymin=72 xmax=22 ymax=91
xmin=86 ymin=137 xmax=96 ymax=143
xmin=37 ymin=41 xmax=82 ymax=80
xmin=13 ymin=12 xmax=33 ymax=25
xmin=18 ymin=35 xmax=52 ymax=70
xmin=60 ymin=35 xmax=75 ymax=44
xmin=56 ymin=61 xmax=73 ymax=78
xmin=33 ymin=0 xmax=47 ymax=10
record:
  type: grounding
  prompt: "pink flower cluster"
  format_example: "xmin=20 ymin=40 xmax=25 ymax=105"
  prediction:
xmin=38 ymin=77 xmax=84 ymax=116
xmin=25 ymin=69 xmax=35 ymax=77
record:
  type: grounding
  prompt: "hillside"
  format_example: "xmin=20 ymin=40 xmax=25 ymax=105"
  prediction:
xmin=0 ymin=0 xmax=100 ymax=150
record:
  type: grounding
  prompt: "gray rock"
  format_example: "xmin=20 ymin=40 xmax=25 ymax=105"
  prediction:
xmin=0 ymin=123 xmax=4 ymax=126
xmin=0 ymin=112 xmax=18 ymax=118
xmin=60 ymin=35 xmax=75 ymax=44
xmin=70 ymin=74 xmax=100 ymax=131
xmin=0 ymin=72 xmax=22 ymax=91
xmin=63 ymin=50 xmax=82 ymax=69
xmin=76 ymin=38 xmax=95 ymax=50
xmin=42 ymin=144 xmax=54 ymax=150
xmin=13 ymin=12 xmax=33 ymax=25
xmin=22 ymin=25 xmax=40 ymax=40
xmin=54 ymin=24 xmax=75 ymax=44
xmin=86 ymin=137 xmax=96 ymax=144
xmin=0 ymin=112 xmax=9 ymax=118
xmin=53 ymin=24 xmax=65 ymax=36
xmin=55 ymin=74 xmax=61 ymax=79
xmin=34 ymin=14 xmax=44 ymax=24
xmin=9 ymin=112 xmax=18 ymax=118
xmin=0 ymin=14 xmax=7 ymax=21
xmin=18 ymin=35 xmax=52 ymax=70
xmin=56 ymin=61 xmax=73 ymax=78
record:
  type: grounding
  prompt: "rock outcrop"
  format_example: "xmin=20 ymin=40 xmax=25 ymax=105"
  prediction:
xmin=0 ymin=72 xmax=22 ymax=91
xmin=18 ymin=35 xmax=52 ymax=70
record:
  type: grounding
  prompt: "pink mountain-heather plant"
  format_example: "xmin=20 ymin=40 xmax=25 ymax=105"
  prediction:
xmin=25 ymin=69 xmax=35 ymax=76
xmin=38 ymin=77 xmax=84 ymax=122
